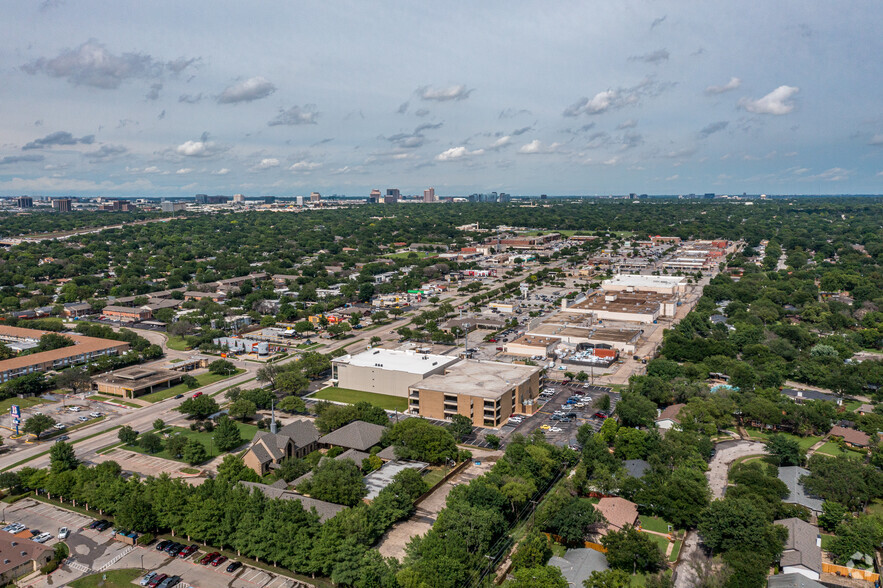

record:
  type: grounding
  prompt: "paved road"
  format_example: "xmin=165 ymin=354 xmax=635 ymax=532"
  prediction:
xmin=674 ymin=440 xmax=767 ymax=588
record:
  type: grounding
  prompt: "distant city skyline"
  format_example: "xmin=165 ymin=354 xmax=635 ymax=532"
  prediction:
xmin=1 ymin=1 xmax=882 ymax=196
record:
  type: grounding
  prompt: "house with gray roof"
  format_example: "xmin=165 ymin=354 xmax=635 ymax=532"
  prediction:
xmin=624 ymin=459 xmax=650 ymax=479
xmin=319 ymin=420 xmax=387 ymax=452
xmin=777 ymin=467 xmax=823 ymax=514
xmin=238 ymin=481 xmax=344 ymax=522
xmin=242 ymin=420 xmax=319 ymax=476
xmin=766 ymin=574 xmax=826 ymax=588
xmin=292 ymin=449 xmax=372 ymax=488
xmin=774 ymin=518 xmax=822 ymax=580
xmin=548 ymin=548 xmax=609 ymax=587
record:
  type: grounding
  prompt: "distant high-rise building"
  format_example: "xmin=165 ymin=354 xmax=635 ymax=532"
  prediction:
xmin=263 ymin=196 xmax=275 ymax=204
xmin=161 ymin=202 xmax=186 ymax=213
xmin=385 ymin=188 xmax=400 ymax=204
xmin=499 ymin=192 xmax=511 ymax=203
xmin=370 ymin=189 xmax=382 ymax=203
xmin=233 ymin=193 xmax=245 ymax=203
xmin=704 ymin=193 xmax=715 ymax=199
xmin=99 ymin=199 xmax=131 ymax=212
xmin=194 ymin=194 xmax=229 ymax=204
xmin=423 ymin=187 xmax=436 ymax=203
xmin=296 ymin=195 xmax=305 ymax=206
xmin=14 ymin=196 xmax=33 ymax=208
xmin=540 ymin=194 xmax=548 ymax=200
xmin=310 ymin=192 xmax=321 ymax=203
xmin=52 ymin=198 xmax=72 ymax=212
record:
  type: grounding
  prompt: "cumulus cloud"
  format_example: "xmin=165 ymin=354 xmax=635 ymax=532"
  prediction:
xmin=699 ymin=121 xmax=729 ymax=138
xmin=386 ymin=122 xmax=444 ymax=149
xmin=491 ymin=136 xmax=512 ymax=150
xmin=289 ymin=160 xmax=322 ymax=172
xmin=145 ymin=82 xmax=163 ymax=101
xmin=418 ymin=84 xmax=473 ymax=102
xmin=518 ymin=140 xmax=562 ymax=154
xmin=666 ymin=174 xmax=680 ymax=181
xmin=563 ymin=78 xmax=672 ymax=117
xmin=705 ymin=77 xmax=742 ymax=94
xmin=739 ymin=85 xmax=799 ymax=115
xmin=629 ymin=49 xmax=669 ymax=65
xmin=23 ymin=131 xmax=95 ymax=150
xmin=499 ymin=108 xmax=531 ymax=119
xmin=212 ymin=168 xmax=230 ymax=175
xmin=268 ymin=104 xmax=319 ymax=126
xmin=253 ymin=158 xmax=280 ymax=170
xmin=0 ymin=154 xmax=44 ymax=165
xmin=175 ymin=135 xmax=226 ymax=158
xmin=21 ymin=39 xmax=195 ymax=89
xmin=84 ymin=144 xmax=128 ymax=160
xmin=617 ymin=119 xmax=638 ymax=130
xmin=512 ymin=125 xmax=533 ymax=136
xmin=435 ymin=146 xmax=484 ymax=161
xmin=809 ymin=167 xmax=852 ymax=181
xmin=217 ymin=76 xmax=276 ymax=104
xmin=176 ymin=168 xmax=193 ymax=174
xmin=868 ymin=134 xmax=883 ymax=146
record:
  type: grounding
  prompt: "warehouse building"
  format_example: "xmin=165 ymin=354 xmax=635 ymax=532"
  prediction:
xmin=0 ymin=326 xmax=130 ymax=384
xmin=331 ymin=348 xmax=460 ymax=398
xmin=505 ymin=334 xmax=559 ymax=358
xmin=564 ymin=291 xmax=676 ymax=324
xmin=600 ymin=275 xmax=688 ymax=296
xmin=408 ymin=360 xmax=542 ymax=427
xmin=101 ymin=305 xmax=152 ymax=322
xmin=527 ymin=323 xmax=642 ymax=354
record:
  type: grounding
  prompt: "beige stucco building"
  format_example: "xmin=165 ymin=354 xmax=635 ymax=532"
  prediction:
xmin=331 ymin=348 xmax=460 ymax=398
xmin=408 ymin=360 xmax=542 ymax=427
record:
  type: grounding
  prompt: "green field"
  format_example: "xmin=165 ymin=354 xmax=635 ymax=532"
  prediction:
xmin=126 ymin=422 xmax=259 ymax=462
xmin=71 ymin=569 xmax=143 ymax=588
xmin=312 ymin=387 xmax=408 ymax=411
xmin=867 ymin=500 xmax=883 ymax=516
xmin=669 ymin=540 xmax=682 ymax=562
xmin=639 ymin=515 xmax=674 ymax=534
xmin=166 ymin=335 xmax=191 ymax=351
xmin=642 ymin=532 xmax=671 ymax=554
xmin=422 ymin=467 xmax=446 ymax=488
xmin=387 ymin=251 xmax=433 ymax=259
xmin=816 ymin=441 xmax=848 ymax=457
xmin=139 ymin=369 xmax=245 ymax=403
xmin=820 ymin=534 xmax=836 ymax=551
xmin=743 ymin=428 xmax=822 ymax=451
xmin=519 ymin=229 xmax=581 ymax=237
xmin=0 ymin=396 xmax=48 ymax=413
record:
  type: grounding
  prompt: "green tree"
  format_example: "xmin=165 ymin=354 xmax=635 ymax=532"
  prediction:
xmin=114 ymin=493 xmax=159 ymax=533
xmin=177 ymin=395 xmax=220 ymax=419
xmin=382 ymin=418 xmax=457 ymax=464
xmin=486 ymin=434 xmax=501 ymax=449
xmin=698 ymin=498 xmax=787 ymax=560
xmin=765 ymin=434 xmax=805 ymax=467
xmin=36 ymin=333 xmax=74 ymax=352
xmin=228 ymin=398 xmax=257 ymax=420
xmin=208 ymin=359 xmax=237 ymax=375
xmin=276 ymin=457 xmax=310 ymax=482
xmin=818 ymin=500 xmax=848 ymax=533
xmin=139 ymin=432 xmax=163 ymax=453
xmin=546 ymin=498 xmax=605 ymax=544
xmin=153 ymin=418 xmax=165 ymax=431
xmin=118 ymin=425 xmax=138 ymax=445
xmin=616 ymin=393 xmax=658 ymax=428
xmin=56 ymin=367 xmax=91 ymax=395
xmin=504 ymin=566 xmax=568 ymax=588
xmin=449 ymin=414 xmax=473 ymax=442
xmin=49 ymin=441 xmax=79 ymax=473
xmin=511 ymin=529 xmax=553 ymax=571
xmin=828 ymin=515 xmax=883 ymax=565
xmin=300 ymin=458 xmax=366 ymax=506
xmin=278 ymin=395 xmax=306 ymax=413
xmin=22 ymin=414 xmax=55 ymax=439
xmin=583 ymin=569 xmax=631 ymax=588
xmin=165 ymin=434 xmax=187 ymax=458
xmin=213 ymin=415 xmax=244 ymax=452
xmin=182 ymin=439 xmax=208 ymax=465
xmin=181 ymin=374 xmax=199 ymax=388
xmin=276 ymin=370 xmax=310 ymax=396
xmin=216 ymin=454 xmax=261 ymax=483
xmin=601 ymin=525 xmax=666 ymax=574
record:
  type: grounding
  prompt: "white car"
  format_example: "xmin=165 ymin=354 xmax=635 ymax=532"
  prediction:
xmin=32 ymin=532 xmax=53 ymax=543
xmin=53 ymin=423 xmax=66 ymax=430
xmin=549 ymin=427 xmax=563 ymax=433
xmin=78 ymin=416 xmax=89 ymax=422
xmin=89 ymin=412 xmax=102 ymax=418
xmin=58 ymin=527 xmax=70 ymax=539
xmin=68 ymin=406 xmax=81 ymax=412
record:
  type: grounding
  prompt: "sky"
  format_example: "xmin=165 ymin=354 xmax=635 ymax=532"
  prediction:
xmin=1 ymin=1 xmax=882 ymax=197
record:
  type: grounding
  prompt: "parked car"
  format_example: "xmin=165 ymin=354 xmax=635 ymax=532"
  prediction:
xmin=158 ymin=576 xmax=180 ymax=588
xmin=140 ymin=572 xmax=157 ymax=586
xmin=53 ymin=423 xmax=66 ymax=430
xmin=147 ymin=574 xmax=167 ymax=588
xmin=95 ymin=521 xmax=111 ymax=531
xmin=68 ymin=406 xmax=81 ymax=412
xmin=226 ymin=561 xmax=242 ymax=573
xmin=89 ymin=412 xmax=102 ymax=418
xmin=168 ymin=543 xmax=184 ymax=557
xmin=178 ymin=544 xmax=198 ymax=558
xmin=211 ymin=555 xmax=228 ymax=567
xmin=33 ymin=532 xmax=53 ymax=543
xmin=58 ymin=527 xmax=70 ymax=539
xmin=155 ymin=540 xmax=171 ymax=551
xmin=55 ymin=436 xmax=70 ymax=442
xmin=91 ymin=520 xmax=108 ymax=530
xmin=78 ymin=416 xmax=89 ymax=422
xmin=200 ymin=552 xmax=219 ymax=565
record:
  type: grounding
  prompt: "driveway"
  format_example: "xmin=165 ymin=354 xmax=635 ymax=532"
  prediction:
xmin=673 ymin=440 xmax=767 ymax=588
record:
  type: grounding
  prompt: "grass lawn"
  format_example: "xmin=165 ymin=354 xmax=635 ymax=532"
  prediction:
xmin=630 ymin=570 xmax=672 ymax=587
xmin=639 ymin=515 xmax=674 ymax=534
xmin=0 ymin=397 xmax=48 ymax=413
xmin=868 ymin=500 xmax=883 ymax=517
xmin=166 ymin=335 xmax=191 ymax=351
xmin=312 ymin=387 xmax=408 ymax=411
xmin=642 ymin=532 xmax=671 ymax=553
xmin=820 ymin=534 xmax=836 ymax=551
xmin=70 ymin=569 xmax=143 ymax=588
xmin=387 ymin=251 xmax=433 ymax=259
xmin=519 ymin=229 xmax=580 ymax=237
xmin=816 ymin=441 xmax=848 ymax=457
xmin=139 ymin=369 xmax=245 ymax=403
xmin=126 ymin=423 xmax=258 ymax=462
xmin=422 ymin=467 xmax=446 ymax=488
xmin=843 ymin=399 xmax=863 ymax=412
xmin=180 ymin=467 xmax=200 ymax=474
xmin=669 ymin=540 xmax=682 ymax=562
xmin=743 ymin=428 xmax=821 ymax=451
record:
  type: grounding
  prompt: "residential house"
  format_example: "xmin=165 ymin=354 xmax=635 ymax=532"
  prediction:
xmin=856 ymin=403 xmax=875 ymax=416
xmin=766 ymin=574 xmax=826 ymax=588
xmin=655 ymin=403 xmax=686 ymax=430
xmin=777 ymin=467 xmax=823 ymax=514
xmin=243 ymin=420 xmax=320 ymax=476
xmin=549 ymin=549 xmax=609 ymax=587
xmin=102 ymin=305 xmax=152 ymax=322
xmin=62 ymin=302 xmax=92 ymax=318
xmin=595 ymin=497 xmax=639 ymax=535
xmin=238 ymin=481 xmax=344 ymax=522
xmin=774 ymin=518 xmax=822 ymax=580
xmin=0 ymin=530 xmax=54 ymax=583
xmin=624 ymin=459 xmax=650 ymax=479
xmin=827 ymin=425 xmax=871 ymax=449
xmin=318 ymin=420 xmax=386 ymax=452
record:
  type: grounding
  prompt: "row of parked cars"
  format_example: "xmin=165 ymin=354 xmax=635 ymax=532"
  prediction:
xmin=155 ymin=539 xmax=243 ymax=573
xmin=2 ymin=522 xmax=69 ymax=543
xmin=140 ymin=571 xmax=181 ymax=588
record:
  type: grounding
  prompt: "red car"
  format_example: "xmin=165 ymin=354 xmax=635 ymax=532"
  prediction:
xmin=148 ymin=574 xmax=167 ymax=588
xmin=211 ymin=555 xmax=228 ymax=567
xmin=178 ymin=544 xmax=198 ymax=558
xmin=192 ymin=392 xmax=203 ymax=398
xmin=200 ymin=552 xmax=218 ymax=565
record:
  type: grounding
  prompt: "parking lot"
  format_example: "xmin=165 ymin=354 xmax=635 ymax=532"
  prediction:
xmin=10 ymin=398 xmax=122 ymax=441
xmin=501 ymin=383 xmax=618 ymax=447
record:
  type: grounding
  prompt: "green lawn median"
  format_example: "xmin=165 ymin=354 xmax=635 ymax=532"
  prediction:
xmin=140 ymin=369 xmax=245 ymax=403
xmin=311 ymin=387 xmax=408 ymax=411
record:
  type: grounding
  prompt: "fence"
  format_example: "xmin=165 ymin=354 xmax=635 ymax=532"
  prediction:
xmin=822 ymin=563 xmax=880 ymax=582
xmin=543 ymin=532 xmax=607 ymax=553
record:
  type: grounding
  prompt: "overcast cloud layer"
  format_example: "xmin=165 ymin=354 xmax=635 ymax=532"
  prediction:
xmin=1 ymin=1 xmax=881 ymax=197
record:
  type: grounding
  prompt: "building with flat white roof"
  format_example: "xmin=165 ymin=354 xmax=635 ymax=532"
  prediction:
xmin=408 ymin=360 xmax=542 ymax=427
xmin=331 ymin=348 xmax=460 ymax=398
xmin=601 ymin=275 xmax=688 ymax=295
